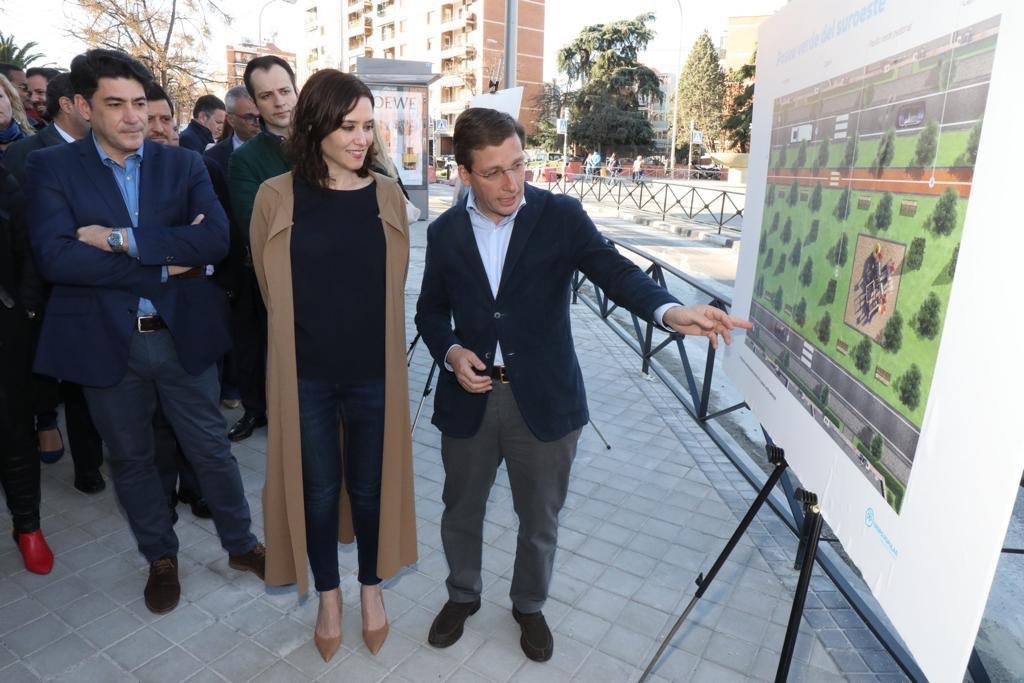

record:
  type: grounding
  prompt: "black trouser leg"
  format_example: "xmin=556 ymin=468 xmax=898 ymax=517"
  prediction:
xmin=62 ymin=381 xmax=103 ymax=476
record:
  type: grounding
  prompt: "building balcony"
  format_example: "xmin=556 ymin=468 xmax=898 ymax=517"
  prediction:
xmin=440 ymin=99 xmax=468 ymax=114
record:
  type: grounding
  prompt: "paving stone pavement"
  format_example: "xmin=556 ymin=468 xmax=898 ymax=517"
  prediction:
xmin=0 ymin=188 xmax=908 ymax=682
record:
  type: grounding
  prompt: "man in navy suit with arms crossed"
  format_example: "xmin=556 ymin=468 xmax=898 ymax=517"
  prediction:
xmin=25 ymin=49 xmax=265 ymax=614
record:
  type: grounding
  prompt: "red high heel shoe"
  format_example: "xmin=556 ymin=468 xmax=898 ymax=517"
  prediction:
xmin=14 ymin=530 xmax=54 ymax=574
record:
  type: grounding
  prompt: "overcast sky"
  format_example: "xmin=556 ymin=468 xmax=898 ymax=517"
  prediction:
xmin=1 ymin=0 xmax=784 ymax=82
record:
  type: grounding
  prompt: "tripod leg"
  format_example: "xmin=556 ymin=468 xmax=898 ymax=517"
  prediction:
xmin=587 ymin=418 xmax=612 ymax=450
xmin=411 ymin=361 xmax=438 ymax=434
xmin=407 ymin=333 xmax=421 ymax=367
xmin=639 ymin=457 xmax=789 ymax=682
xmin=775 ymin=500 xmax=823 ymax=683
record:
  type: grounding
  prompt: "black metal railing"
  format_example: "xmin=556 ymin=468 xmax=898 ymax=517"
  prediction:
xmin=542 ymin=175 xmax=746 ymax=233
xmin=572 ymin=236 xmax=926 ymax=682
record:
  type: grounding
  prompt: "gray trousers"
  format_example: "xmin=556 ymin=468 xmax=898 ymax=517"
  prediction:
xmin=440 ymin=382 xmax=580 ymax=613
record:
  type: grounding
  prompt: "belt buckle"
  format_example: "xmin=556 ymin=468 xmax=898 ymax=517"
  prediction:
xmin=137 ymin=315 xmax=156 ymax=333
xmin=497 ymin=366 xmax=510 ymax=384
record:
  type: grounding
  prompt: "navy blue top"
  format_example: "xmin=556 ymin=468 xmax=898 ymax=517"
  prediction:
xmin=291 ymin=177 xmax=385 ymax=383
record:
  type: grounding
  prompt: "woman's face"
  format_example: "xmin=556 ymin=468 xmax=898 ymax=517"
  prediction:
xmin=0 ymin=87 xmax=12 ymax=129
xmin=321 ymin=96 xmax=374 ymax=176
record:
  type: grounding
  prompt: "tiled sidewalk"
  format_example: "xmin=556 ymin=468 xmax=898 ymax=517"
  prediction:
xmin=0 ymin=198 xmax=903 ymax=682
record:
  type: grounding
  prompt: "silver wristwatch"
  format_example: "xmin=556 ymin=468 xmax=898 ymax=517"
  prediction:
xmin=107 ymin=228 xmax=126 ymax=253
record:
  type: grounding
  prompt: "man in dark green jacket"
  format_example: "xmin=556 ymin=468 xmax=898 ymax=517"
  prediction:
xmin=225 ymin=55 xmax=297 ymax=442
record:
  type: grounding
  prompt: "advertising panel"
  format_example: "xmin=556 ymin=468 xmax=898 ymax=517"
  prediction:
xmin=370 ymin=86 xmax=427 ymax=187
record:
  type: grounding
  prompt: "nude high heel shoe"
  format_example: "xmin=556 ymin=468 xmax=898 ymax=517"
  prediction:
xmin=362 ymin=585 xmax=389 ymax=655
xmin=314 ymin=591 xmax=342 ymax=662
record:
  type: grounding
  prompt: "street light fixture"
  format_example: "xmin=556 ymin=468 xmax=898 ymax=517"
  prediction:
xmin=258 ymin=0 xmax=298 ymax=52
xmin=668 ymin=0 xmax=683 ymax=178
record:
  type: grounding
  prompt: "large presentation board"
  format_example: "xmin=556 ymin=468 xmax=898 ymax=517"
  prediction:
xmin=724 ymin=0 xmax=1023 ymax=679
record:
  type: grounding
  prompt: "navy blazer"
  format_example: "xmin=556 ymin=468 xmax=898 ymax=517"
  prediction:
xmin=25 ymin=137 xmax=231 ymax=387
xmin=415 ymin=184 xmax=679 ymax=441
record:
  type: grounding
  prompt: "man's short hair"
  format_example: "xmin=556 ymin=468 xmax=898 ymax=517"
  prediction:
xmin=242 ymin=55 xmax=296 ymax=101
xmin=192 ymin=94 xmax=225 ymax=119
xmin=0 ymin=63 xmax=24 ymax=81
xmin=145 ymin=81 xmax=175 ymax=118
xmin=69 ymin=49 xmax=153 ymax=103
xmin=44 ymin=73 xmax=75 ymax=119
xmin=223 ymin=85 xmax=252 ymax=112
xmin=453 ymin=108 xmax=526 ymax=171
xmin=26 ymin=67 xmax=60 ymax=81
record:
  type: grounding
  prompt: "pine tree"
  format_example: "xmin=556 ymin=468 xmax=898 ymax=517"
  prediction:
xmin=873 ymin=192 xmax=894 ymax=231
xmin=809 ymin=182 xmax=823 ymax=212
xmin=914 ymin=120 xmax=939 ymax=167
xmin=853 ymin=337 xmax=872 ymax=373
xmin=676 ymin=31 xmax=726 ymax=152
xmin=930 ymin=188 xmax=959 ymax=236
xmin=815 ymin=139 xmax=830 ymax=169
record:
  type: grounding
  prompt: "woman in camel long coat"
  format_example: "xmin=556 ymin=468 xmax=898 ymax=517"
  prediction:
xmin=248 ymin=70 xmax=417 ymax=663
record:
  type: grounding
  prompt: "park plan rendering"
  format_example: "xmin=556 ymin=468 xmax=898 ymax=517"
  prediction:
xmin=745 ymin=16 xmax=999 ymax=512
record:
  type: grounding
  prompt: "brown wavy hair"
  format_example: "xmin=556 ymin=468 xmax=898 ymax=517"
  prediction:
xmin=285 ymin=69 xmax=376 ymax=188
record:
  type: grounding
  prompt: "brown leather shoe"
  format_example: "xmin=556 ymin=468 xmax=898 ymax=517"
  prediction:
xmin=512 ymin=607 xmax=553 ymax=662
xmin=427 ymin=599 xmax=480 ymax=648
xmin=229 ymin=542 xmax=266 ymax=580
xmin=144 ymin=556 xmax=180 ymax=614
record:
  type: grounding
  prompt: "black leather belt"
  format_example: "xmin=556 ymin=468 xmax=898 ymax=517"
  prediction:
xmin=137 ymin=315 xmax=167 ymax=332
xmin=170 ymin=267 xmax=206 ymax=279
xmin=489 ymin=366 xmax=510 ymax=383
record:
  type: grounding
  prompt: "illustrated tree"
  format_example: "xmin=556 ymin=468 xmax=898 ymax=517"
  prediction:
xmin=772 ymin=285 xmax=784 ymax=312
xmin=872 ymin=128 xmax=896 ymax=174
xmin=827 ymin=233 xmax=850 ymax=267
xmin=948 ymin=243 xmax=960 ymax=278
xmin=793 ymin=139 xmax=807 ymax=169
xmin=558 ymin=13 xmax=663 ymax=150
xmin=808 ymin=181 xmax=823 ymax=212
xmin=872 ymin=192 xmax=894 ymax=231
xmin=897 ymin=363 xmax=922 ymax=410
xmin=764 ymin=247 xmax=774 ymax=268
xmin=765 ymin=184 xmax=776 ymax=206
xmin=799 ymin=256 xmax=814 ymax=286
xmin=787 ymin=179 xmax=799 ymax=206
xmin=914 ymin=292 xmax=942 ymax=339
xmin=781 ymin=217 xmax=793 ymax=244
xmin=821 ymin=279 xmax=837 ymax=305
xmin=770 ymin=211 xmax=780 ymax=233
xmin=793 ymin=297 xmax=807 ymax=326
xmin=913 ymin=119 xmax=939 ymax=166
xmin=675 ymin=31 xmax=726 ymax=153
xmin=70 ymin=0 xmax=230 ymax=111
xmin=930 ymin=188 xmax=959 ymax=236
xmin=758 ymin=233 xmax=767 ymax=255
xmin=0 ymin=32 xmax=45 ymax=68
xmin=869 ymin=435 xmax=883 ymax=461
xmin=721 ymin=57 xmax=754 ymax=152
xmin=777 ymin=145 xmax=788 ymax=168
xmin=905 ymin=237 xmax=926 ymax=271
xmin=881 ymin=310 xmax=903 ymax=352
xmin=816 ymin=311 xmax=832 ymax=344
xmin=754 ymin=274 xmax=765 ymax=298
xmin=962 ymin=122 xmax=982 ymax=165
xmin=773 ymin=253 xmax=787 ymax=275
xmin=789 ymin=239 xmax=802 ymax=267
xmin=833 ymin=187 xmax=851 ymax=221
xmin=842 ymin=135 xmax=858 ymax=169
xmin=815 ymin=138 xmax=830 ymax=170
xmin=819 ymin=384 xmax=830 ymax=406
xmin=853 ymin=336 xmax=872 ymax=373
xmin=805 ymin=219 xmax=819 ymax=245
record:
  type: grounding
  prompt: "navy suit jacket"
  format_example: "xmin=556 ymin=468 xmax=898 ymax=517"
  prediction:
xmin=415 ymin=184 xmax=679 ymax=441
xmin=178 ymin=120 xmax=213 ymax=154
xmin=25 ymin=137 xmax=231 ymax=387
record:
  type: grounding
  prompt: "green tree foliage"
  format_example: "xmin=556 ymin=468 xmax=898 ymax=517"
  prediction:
xmin=914 ymin=292 xmax=942 ymax=339
xmin=913 ymin=120 xmax=939 ymax=167
xmin=930 ymin=188 xmax=959 ymax=236
xmin=773 ymin=253 xmax=787 ymax=275
xmin=872 ymin=192 xmax=894 ymax=231
xmin=794 ymin=297 xmax=807 ymax=326
xmin=770 ymin=211 xmax=780 ymax=233
xmin=764 ymin=247 xmax=774 ymax=268
xmin=0 ymin=32 xmax=45 ymax=68
xmin=815 ymin=139 xmax=830 ymax=169
xmin=833 ymin=188 xmax=851 ymax=221
xmin=873 ymin=129 xmax=896 ymax=173
xmin=805 ymin=219 xmax=820 ymax=245
xmin=822 ymin=279 xmax=837 ymax=305
xmin=870 ymin=435 xmax=884 ymax=461
xmin=789 ymin=239 xmax=802 ymax=267
xmin=793 ymin=140 xmax=808 ymax=169
xmin=853 ymin=336 xmax=872 ymax=373
xmin=722 ymin=59 xmax=754 ymax=152
xmin=558 ymin=14 xmax=663 ymax=149
xmin=816 ymin=312 xmax=832 ymax=344
xmin=675 ymin=31 xmax=726 ymax=152
xmin=897 ymin=364 xmax=922 ymax=410
xmin=781 ymin=217 xmax=793 ymax=244
xmin=754 ymin=275 xmax=765 ymax=298
xmin=758 ymin=233 xmax=767 ymax=255
xmin=772 ymin=286 xmax=784 ymax=312
xmin=787 ymin=179 xmax=799 ymax=206
xmin=765 ymin=184 xmax=776 ymax=207
xmin=962 ymin=122 xmax=982 ymax=165
xmin=799 ymin=256 xmax=814 ymax=286
xmin=842 ymin=136 xmax=857 ymax=168
xmin=827 ymin=233 xmax=850 ymax=267
xmin=882 ymin=310 xmax=903 ymax=352
xmin=529 ymin=81 xmax=567 ymax=149
xmin=948 ymin=243 xmax=960 ymax=278
xmin=906 ymin=237 xmax=926 ymax=271
xmin=819 ymin=384 xmax=830 ymax=406
xmin=809 ymin=182 xmax=823 ymax=212
xmin=777 ymin=145 xmax=788 ymax=168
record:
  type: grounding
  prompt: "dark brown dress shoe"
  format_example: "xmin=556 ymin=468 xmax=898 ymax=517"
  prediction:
xmin=427 ymin=599 xmax=480 ymax=648
xmin=229 ymin=542 xmax=266 ymax=580
xmin=74 ymin=471 xmax=106 ymax=494
xmin=512 ymin=607 xmax=553 ymax=662
xmin=227 ymin=413 xmax=267 ymax=442
xmin=144 ymin=556 xmax=180 ymax=614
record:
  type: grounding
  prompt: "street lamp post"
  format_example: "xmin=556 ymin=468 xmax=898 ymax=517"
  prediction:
xmin=668 ymin=0 xmax=683 ymax=179
xmin=258 ymin=0 xmax=298 ymax=52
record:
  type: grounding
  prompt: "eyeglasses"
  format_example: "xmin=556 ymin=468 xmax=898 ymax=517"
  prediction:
xmin=230 ymin=113 xmax=260 ymax=124
xmin=471 ymin=160 xmax=527 ymax=182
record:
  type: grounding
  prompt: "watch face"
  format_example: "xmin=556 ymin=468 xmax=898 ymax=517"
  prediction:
xmin=108 ymin=231 xmax=122 ymax=250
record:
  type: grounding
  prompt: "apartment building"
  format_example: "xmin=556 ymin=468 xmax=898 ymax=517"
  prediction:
xmin=300 ymin=0 xmax=545 ymax=149
xmin=719 ymin=15 xmax=771 ymax=71
xmin=225 ymin=42 xmax=299 ymax=88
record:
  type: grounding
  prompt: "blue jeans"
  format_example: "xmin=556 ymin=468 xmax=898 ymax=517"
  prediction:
xmin=83 ymin=329 xmax=257 ymax=562
xmin=298 ymin=377 xmax=386 ymax=590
